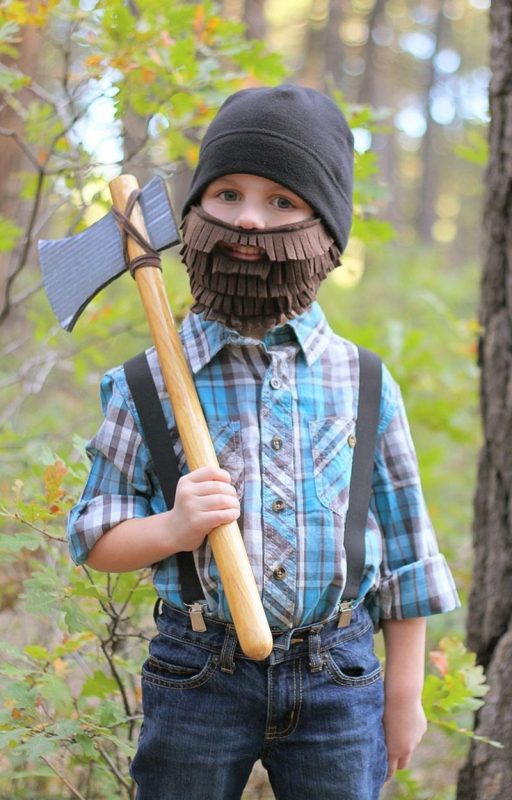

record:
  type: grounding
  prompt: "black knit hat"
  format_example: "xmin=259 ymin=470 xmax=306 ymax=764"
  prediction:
xmin=182 ymin=84 xmax=354 ymax=253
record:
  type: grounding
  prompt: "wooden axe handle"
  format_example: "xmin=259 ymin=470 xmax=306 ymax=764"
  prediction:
xmin=109 ymin=174 xmax=273 ymax=661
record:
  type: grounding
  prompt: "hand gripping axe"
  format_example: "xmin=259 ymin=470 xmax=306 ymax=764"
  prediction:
xmin=39 ymin=174 xmax=273 ymax=661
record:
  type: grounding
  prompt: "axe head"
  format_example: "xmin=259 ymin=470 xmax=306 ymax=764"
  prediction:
xmin=38 ymin=176 xmax=181 ymax=331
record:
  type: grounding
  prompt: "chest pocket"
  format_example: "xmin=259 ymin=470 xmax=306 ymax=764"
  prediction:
xmin=208 ymin=420 xmax=244 ymax=501
xmin=309 ymin=416 xmax=356 ymax=519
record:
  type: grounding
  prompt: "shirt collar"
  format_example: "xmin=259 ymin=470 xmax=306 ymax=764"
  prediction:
xmin=180 ymin=301 xmax=334 ymax=373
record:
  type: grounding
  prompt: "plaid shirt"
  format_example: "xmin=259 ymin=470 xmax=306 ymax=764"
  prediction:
xmin=68 ymin=302 xmax=459 ymax=629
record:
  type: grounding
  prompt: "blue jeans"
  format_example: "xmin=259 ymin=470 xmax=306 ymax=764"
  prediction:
xmin=130 ymin=601 xmax=387 ymax=800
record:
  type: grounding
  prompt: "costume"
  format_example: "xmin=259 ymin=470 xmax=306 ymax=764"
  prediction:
xmin=69 ymin=305 xmax=459 ymax=799
xmin=69 ymin=303 xmax=458 ymax=630
xmin=69 ymin=84 xmax=460 ymax=799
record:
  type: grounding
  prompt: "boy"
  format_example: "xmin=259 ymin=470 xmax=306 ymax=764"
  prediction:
xmin=68 ymin=84 xmax=460 ymax=800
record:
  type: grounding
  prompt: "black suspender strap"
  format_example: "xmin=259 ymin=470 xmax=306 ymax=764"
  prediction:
xmin=341 ymin=346 xmax=382 ymax=605
xmin=124 ymin=351 xmax=205 ymax=605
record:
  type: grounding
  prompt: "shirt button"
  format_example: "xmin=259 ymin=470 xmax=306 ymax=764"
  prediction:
xmin=270 ymin=377 xmax=281 ymax=390
xmin=348 ymin=434 xmax=357 ymax=448
xmin=271 ymin=436 xmax=283 ymax=451
xmin=273 ymin=565 xmax=287 ymax=580
xmin=272 ymin=499 xmax=285 ymax=512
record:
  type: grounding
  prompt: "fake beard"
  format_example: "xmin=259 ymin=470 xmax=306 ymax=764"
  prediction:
xmin=180 ymin=206 xmax=342 ymax=331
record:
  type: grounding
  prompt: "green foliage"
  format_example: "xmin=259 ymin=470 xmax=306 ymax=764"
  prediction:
xmin=332 ymin=91 xmax=395 ymax=247
xmin=0 ymin=214 xmax=23 ymax=252
xmin=454 ymin=128 xmax=489 ymax=167
xmin=423 ymin=637 xmax=501 ymax=747
xmin=0 ymin=455 xmax=154 ymax=799
xmin=390 ymin=769 xmax=455 ymax=800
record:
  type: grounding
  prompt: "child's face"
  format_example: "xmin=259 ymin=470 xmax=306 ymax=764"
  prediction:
xmin=201 ymin=173 xmax=313 ymax=260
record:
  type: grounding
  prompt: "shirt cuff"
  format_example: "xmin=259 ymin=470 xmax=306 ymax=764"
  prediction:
xmin=372 ymin=553 xmax=461 ymax=623
xmin=67 ymin=494 xmax=150 ymax=565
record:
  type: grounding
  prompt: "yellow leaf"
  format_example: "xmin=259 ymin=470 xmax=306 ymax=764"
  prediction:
xmin=141 ymin=67 xmax=156 ymax=84
xmin=185 ymin=144 xmax=199 ymax=167
xmin=53 ymin=658 xmax=69 ymax=676
xmin=43 ymin=459 xmax=67 ymax=506
xmin=193 ymin=4 xmax=204 ymax=35
xmin=4 ymin=1 xmax=31 ymax=25
xmin=85 ymin=54 xmax=103 ymax=68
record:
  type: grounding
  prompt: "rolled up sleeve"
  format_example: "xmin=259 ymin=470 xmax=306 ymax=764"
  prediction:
xmin=67 ymin=369 xmax=154 ymax=565
xmin=370 ymin=379 xmax=460 ymax=621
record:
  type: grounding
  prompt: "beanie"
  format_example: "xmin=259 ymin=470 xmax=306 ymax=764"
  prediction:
xmin=182 ymin=84 xmax=354 ymax=253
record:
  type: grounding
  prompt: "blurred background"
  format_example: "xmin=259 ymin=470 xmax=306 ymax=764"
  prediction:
xmin=0 ymin=1 xmax=490 ymax=798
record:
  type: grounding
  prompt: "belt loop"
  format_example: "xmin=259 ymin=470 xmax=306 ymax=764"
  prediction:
xmin=153 ymin=597 xmax=162 ymax=623
xmin=308 ymin=625 xmax=324 ymax=673
xmin=220 ymin=628 xmax=237 ymax=674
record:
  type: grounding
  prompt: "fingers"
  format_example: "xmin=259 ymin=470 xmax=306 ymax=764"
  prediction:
xmin=178 ymin=467 xmax=237 ymax=497
xmin=195 ymin=491 xmax=240 ymax=512
xmin=386 ymin=754 xmax=411 ymax=782
xmin=186 ymin=466 xmax=233 ymax=484
xmin=175 ymin=468 xmax=240 ymax=524
xmin=178 ymin=469 xmax=238 ymax=501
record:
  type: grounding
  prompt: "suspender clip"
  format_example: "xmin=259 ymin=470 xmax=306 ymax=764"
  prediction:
xmin=337 ymin=601 xmax=354 ymax=628
xmin=188 ymin=602 xmax=207 ymax=633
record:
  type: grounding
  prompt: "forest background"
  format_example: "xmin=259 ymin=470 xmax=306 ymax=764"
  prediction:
xmin=0 ymin=0 xmax=492 ymax=798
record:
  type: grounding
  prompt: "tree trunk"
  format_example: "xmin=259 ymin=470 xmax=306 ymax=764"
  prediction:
xmin=243 ymin=0 xmax=267 ymax=40
xmin=457 ymin=2 xmax=512 ymax=797
xmin=0 ymin=6 xmax=43 ymax=321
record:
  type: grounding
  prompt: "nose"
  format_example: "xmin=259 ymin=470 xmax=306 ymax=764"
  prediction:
xmin=233 ymin=203 xmax=266 ymax=230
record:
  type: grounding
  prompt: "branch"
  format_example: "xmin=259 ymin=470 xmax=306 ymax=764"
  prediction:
xmin=0 ymin=509 xmax=67 ymax=543
xmin=99 ymin=637 xmax=134 ymax=724
xmin=0 ymin=126 xmax=43 ymax=171
xmin=0 ymin=168 xmax=45 ymax=326
xmin=10 ymin=278 xmax=43 ymax=307
xmin=40 ymin=756 xmax=88 ymax=800
xmin=97 ymin=745 xmax=132 ymax=791
xmin=0 ymin=350 xmax=59 ymax=424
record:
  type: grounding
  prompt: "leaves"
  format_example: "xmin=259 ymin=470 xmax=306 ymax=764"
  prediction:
xmin=0 ymin=214 xmax=23 ymax=253
xmin=423 ymin=637 xmax=502 ymax=747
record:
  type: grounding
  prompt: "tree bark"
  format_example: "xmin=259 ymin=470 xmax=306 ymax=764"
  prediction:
xmin=457 ymin=2 xmax=512 ymax=797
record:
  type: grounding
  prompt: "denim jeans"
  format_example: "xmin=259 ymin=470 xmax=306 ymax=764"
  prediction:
xmin=130 ymin=601 xmax=387 ymax=800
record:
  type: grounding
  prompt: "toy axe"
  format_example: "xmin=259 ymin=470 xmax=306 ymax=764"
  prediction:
xmin=39 ymin=174 xmax=273 ymax=661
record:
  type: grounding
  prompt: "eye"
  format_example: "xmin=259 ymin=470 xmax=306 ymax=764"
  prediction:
xmin=218 ymin=189 xmax=240 ymax=202
xmin=272 ymin=196 xmax=295 ymax=210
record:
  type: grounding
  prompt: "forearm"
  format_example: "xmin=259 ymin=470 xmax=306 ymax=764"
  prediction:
xmin=85 ymin=511 xmax=176 ymax=573
xmin=381 ymin=617 xmax=427 ymax=699
xmin=381 ymin=616 xmax=428 ymax=777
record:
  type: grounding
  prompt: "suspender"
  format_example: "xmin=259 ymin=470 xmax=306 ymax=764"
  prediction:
xmin=342 ymin=347 xmax=382 ymax=601
xmin=124 ymin=353 xmax=205 ymax=605
xmin=123 ymin=345 xmax=382 ymax=612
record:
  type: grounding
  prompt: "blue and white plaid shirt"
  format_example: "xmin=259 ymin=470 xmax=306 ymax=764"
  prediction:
xmin=68 ymin=302 xmax=459 ymax=630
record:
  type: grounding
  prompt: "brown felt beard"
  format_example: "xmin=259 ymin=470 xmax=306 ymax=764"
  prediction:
xmin=180 ymin=206 xmax=342 ymax=333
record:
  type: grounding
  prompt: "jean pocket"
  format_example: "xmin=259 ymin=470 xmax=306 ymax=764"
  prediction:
xmin=209 ymin=420 xmax=244 ymax=501
xmin=309 ymin=416 xmax=356 ymax=518
xmin=324 ymin=625 xmax=383 ymax=688
xmin=142 ymin=635 xmax=218 ymax=689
